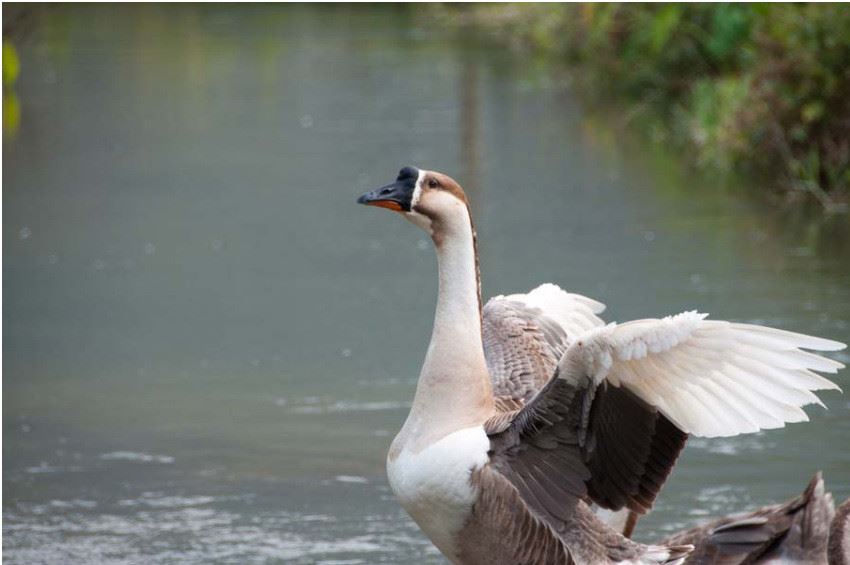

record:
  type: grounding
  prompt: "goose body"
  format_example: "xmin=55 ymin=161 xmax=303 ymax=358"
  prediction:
xmin=358 ymin=167 xmax=845 ymax=564
xmin=660 ymin=472 xmax=837 ymax=564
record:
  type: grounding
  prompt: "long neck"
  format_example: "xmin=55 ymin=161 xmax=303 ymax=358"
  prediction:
xmin=403 ymin=204 xmax=494 ymax=444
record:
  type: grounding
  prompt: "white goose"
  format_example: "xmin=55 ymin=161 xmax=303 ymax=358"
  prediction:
xmin=357 ymin=166 xmax=844 ymax=565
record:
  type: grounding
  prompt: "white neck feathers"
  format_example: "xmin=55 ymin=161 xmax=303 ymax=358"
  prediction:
xmin=397 ymin=193 xmax=494 ymax=450
xmin=432 ymin=202 xmax=482 ymax=345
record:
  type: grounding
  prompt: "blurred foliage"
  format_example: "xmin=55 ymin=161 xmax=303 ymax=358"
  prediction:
xmin=3 ymin=39 xmax=21 ymax=136
xmin=3 ymin=39 xmax=20 ymax=85
xmin=436 ymin=3 xmax=850 ymax=209
xmin=3 ymin=3 xmax=30 ymax=138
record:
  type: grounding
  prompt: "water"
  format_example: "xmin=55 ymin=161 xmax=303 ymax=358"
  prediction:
xmin=3 ymin=5 xmax=849 ymax=563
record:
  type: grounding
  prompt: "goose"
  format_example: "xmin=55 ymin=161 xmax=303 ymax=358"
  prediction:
xmin=660 ymin=472 xmax=836 ymax=564
xmin=357 ymin=166 xmax=845 ymax=565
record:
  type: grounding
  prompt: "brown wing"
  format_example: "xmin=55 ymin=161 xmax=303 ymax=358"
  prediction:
xmin=482 ymin=298 xmax=569 ymax=404
xmin=486 ymin=369 xmax=688 ymax=531
xmin=584 ymin=385 xmax=687 ymax=514
xmin=487 ymin=375 xmax=590 ymax=523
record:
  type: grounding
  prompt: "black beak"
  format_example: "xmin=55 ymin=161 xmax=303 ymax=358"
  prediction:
xmin=357 ymin=166 xmax=419 ymax=212
xmin=357 ymin=181 xmax=409 ymax=211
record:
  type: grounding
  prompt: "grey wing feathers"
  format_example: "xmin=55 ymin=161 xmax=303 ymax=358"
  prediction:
xmin=482 ymin=285 xmax=606 ymax=405
xmin=488 ymin=375 xmax=591 ymax=523
xmin=585 ymin=385 xmax=688 ymax=515
xmin=487 ymin=378 xmax=691 ymax=543
xmin=482 ymin=298 xmax=569 ymax=402
xmin=484 ymin=287 xmax=690 ymax=543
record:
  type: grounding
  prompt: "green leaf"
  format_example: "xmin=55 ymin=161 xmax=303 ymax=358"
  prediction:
xmin=3 ymin=40 xmax=20 ymax=87
xmin=801 ymin=101 xmax=825 ymax=123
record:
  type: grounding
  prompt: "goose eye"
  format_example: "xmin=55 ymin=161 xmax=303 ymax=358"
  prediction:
xmin=428 ymin=179 xmax=439 ymax=188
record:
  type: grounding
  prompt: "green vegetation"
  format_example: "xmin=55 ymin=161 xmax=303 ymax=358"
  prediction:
xmin=435 ymin=4 xmax=850 ymax=210
xmin=2 ymin=40 xmax=21 ymax=136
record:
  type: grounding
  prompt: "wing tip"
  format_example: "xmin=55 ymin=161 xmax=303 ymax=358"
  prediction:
xmin=804 ymin=337 xmax=846 ymax=352
xmin=818 ymin=379 xmax=843 ymax=393
xmin=731 ymin=322 xmax=846 ymax=352
xmin=686 ymin=403 xmax=824 ymax=437
xmin=816 ymin=338 xmax=846 ymax=352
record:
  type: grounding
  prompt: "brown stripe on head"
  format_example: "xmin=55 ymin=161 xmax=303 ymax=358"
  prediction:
xmin=411 ymin=170 xmax=473 ymax=232
xmin=422 ymin=170 xmax=470 ymax=206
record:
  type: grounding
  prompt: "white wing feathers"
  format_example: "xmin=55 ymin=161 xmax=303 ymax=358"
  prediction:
xmin=498 ymin=283 xmax=606 ymax=338
xmin=561 ymin=311 xmax=844 ymax=438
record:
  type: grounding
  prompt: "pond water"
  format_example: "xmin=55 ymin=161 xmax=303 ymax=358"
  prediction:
xmin=3 ymin=5 xmax=849 ymax=564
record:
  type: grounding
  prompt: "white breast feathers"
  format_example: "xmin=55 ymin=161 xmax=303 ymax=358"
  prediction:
xmin=387 ymin=426 xmax=490 ymax=560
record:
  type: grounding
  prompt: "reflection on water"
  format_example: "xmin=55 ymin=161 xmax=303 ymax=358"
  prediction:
xmin=3 ymin=5 xmax=849 ymax=563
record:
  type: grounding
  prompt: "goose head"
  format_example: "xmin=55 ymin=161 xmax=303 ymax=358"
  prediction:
xmin=357 ymin=166 xmax=470 ymax=242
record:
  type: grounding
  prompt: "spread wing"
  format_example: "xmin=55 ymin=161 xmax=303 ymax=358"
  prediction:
xmin=487 ymin=373 xmax=688 ymax=522
xmin=567 ymin=312 xmax=843 ymax=437
xmin=486 ymin=312 xmax=843 ymax=526
xmin=483 ymin=284 xmax=605 ymax=404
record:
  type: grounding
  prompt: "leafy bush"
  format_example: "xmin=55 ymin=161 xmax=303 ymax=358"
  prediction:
xmin=439 ymin=4 xmax=850 ymax=206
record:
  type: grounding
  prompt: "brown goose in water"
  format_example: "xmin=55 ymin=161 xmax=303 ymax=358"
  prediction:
xmin=659 ymin=472 xmax=838 ymax=564
xmin=357 ymin=166 xmax=844 ymax=564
